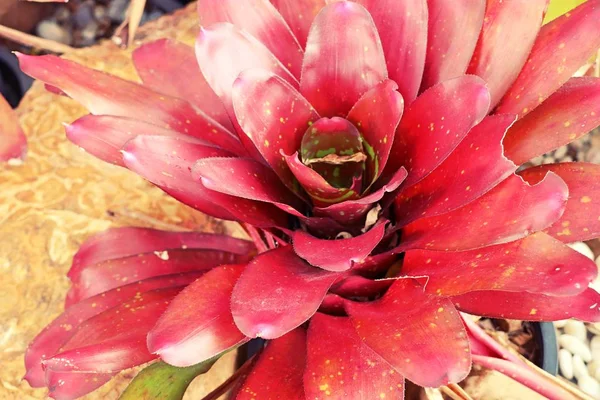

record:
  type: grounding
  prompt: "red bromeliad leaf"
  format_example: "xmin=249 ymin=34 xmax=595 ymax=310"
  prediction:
xmin=284 ymin=152 xmax=359 ymax=207
xmin=453 ymin=288 xmax=600 ymax=322
xmin=123 ymin=136 xmax=290 ymax=227
xmin=291 ymin=221 xmax=386 ymax=271
xmin=329 ymin=275 xmax=394 ymax=299
xmin=305 ymin=313 xmax=404 ymax=399
xmin=270 ymin=0 xmax=326 ymax=48
xmin=355 ymin=0 xmax=427 ymax=105
xmin=314 ymin=167 xmax=408 ymax=224
xmin=231 ymin=246 xmax=339 ymax=339
xmin=197 ymin=0 xmax=303 ymax=78
xmin=496 ymin=0 xmax=600 ymax=118
xmin=399 ymin=173 xmax=568 ymax=252
xmin=300 ymin=1 xmax=388 ymax=117
xmin=147 ymin=265 xmax=249 ymax=367
xmin=234 ymin=328 xmax=306 ymax=400
xmin=16 ymin=53 xmax=243 ymax=155
xmin=233 ymin=69 xmax=320 ymax=192
xmin=421 ymin=0 xmax=485 ymax=90
xmin=346 ymin=278 xmax=471 ymax=388
xmin=401 ymin=232 xmax=597 ymax=297
xmin=520 ymin=162 xmax=600 ymax=243
xmin=503 ymin=77 xmax=600 ymax=165
xmin=67 ymin=249 xmax=252 ymax=304
xmin=192 ymin=157 xmax=306 ymax=214
xmin=24 ymin=274 xmax=196 ymax=387
xmin=346 ymin=80 xmax=404 ymax=185
xmin=0 ymin=94 xmax=26 ymax=162
xmin=395 ymin=115 xmax=517 ymax=227
xmin=132 ymin=39 xmax=232 ymax=131
xmin=69 ymin=227 xmax=254 ymax=282
xmin=466 ymin=0 xmax=547 ymax=108
xmin=195 ymin=23 xmax=297 ymax=116
xmin=65 ymin=115 xmax=208 ymax=167
xmin=121 ymin=136 xmax=237 ymax=220
xmin=195 ymin=23 xmax=298 ymax=158
xmin=385 ymin=76 xmax=490 ymax=187
xmin=40 ymin=288 xmax=182 ymax=398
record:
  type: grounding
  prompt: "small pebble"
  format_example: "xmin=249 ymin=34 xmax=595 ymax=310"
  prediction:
xmin=588 ymin=361 xmax=600 ymax=381
xmin=108 ymin=0 xmax=129 ymax=22
xmin=559 ymin=349 xmax=574 ymax=379
xmin=559 ymin=334 xmax=592 ymax=362
xmin=554 ymin=146 xmax=568 ymax=160
xmin=574 ymin=354 xmax=589 ymax=380
xmin=568 ymin=242 xmax=595 ymax=260
xmin=565 ymin=320 xmax=588 ymax=343
xmin=554 ymin=319 xmax=569 ymax=329
xmin=36 ymin=20 xmax=72 ymax=45
xmin=579 ymin=375 xmax=600 ymax=397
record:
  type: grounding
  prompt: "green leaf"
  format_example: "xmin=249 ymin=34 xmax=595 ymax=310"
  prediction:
xmin=119 ymin=358 xmax=218 ymax=400
xmin=544 ymin=0 xmax=587 ymax=24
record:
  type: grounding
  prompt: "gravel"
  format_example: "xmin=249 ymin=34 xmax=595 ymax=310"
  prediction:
xmin=556 ymin=241 xmax=600 ymax=398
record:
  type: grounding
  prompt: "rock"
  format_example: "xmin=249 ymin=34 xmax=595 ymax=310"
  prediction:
xmin=73 ymin=2 xmax=94 ymax=29
xmin=579 ymin=376 xmax=600 ymax=397
xmin=565 ymin=320 xmax=588 ymax=343
xmin=108 ymin=0 xmax=129 ymax=23
xmin=554 ymin=146 xmax=568 ymax=160
xmin=559 ymin=334 xmax=592 ymax=362
xmin=568 ymin=242 xmax=595 ymax=260
xmin=559 ymin=349 xmax=574 ymax=380
xmin=36 ymin=20 xmax=72 ymax=45
xmin=80 ymin=21 xmax=99 ymax=47
xmin=574 ymin=354 xmax=589 ymax=380
xmin=554 ymin=320 xmax=568 ymax=329
xmin=589 ymin=361 xmax=600 ymax=381
xmin=542 ymin=156 xmax=554 ymax=164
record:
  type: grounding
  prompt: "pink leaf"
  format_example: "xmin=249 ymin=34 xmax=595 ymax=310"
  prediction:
xmin=132 ymin=39 xmax=232 ymax=131
xmin=421 ymin=0 xmax=485 ymax=90
xmin=232 ymin=69 xmax=320 ymax=193
xmin=467 ymin=0 xmax=547 ymax=107
xmin=346 ymin=278 xmax=471 ymax=388
xmin=270 ymin=0 xmax=326 ymax=48
xmin=231 ymin=246 xmax=339 ymax=339
xmin=16 ymin=53 xmax=243 ymax=155
xmin=399 ymin=173 xmax=568 ymax=251
xmin=453 ymin=288 xmax=600 ymax=322
xmin=347 ymin=80 xmax=404 ymax=185
xmin=292 ymin=221 xmax=386 ymax=271
xmin=354 ymin=0 xmax=427 ymax=104
xmin=65 ymin=115 xmax=208 ymax=167
xmin=304 ymin=313 xmax=404 ymax=399
xmin=68 ymin=227 xmax=254 ymax=283
xmin=24 ymin=275 xmax=196 ymax=387
xmin=300 ymin=1 xmax=388 ymax=117
xmin=394 ymin=115 xmax=517 ymax=227
xmin=503 ymin=77 xmax=600 ymax=165
xmin=520 ymin=162 xmax=600 ymax=243
xmin=123 ymin=136 xmax=289 ymax=227
xmin=147 ymin=265 xmax=249 ymax=367
xmin=233 ymin=328 xmax=306 ymax=400
xmin=197 ymin=0 xmax=303 ymax=78
xmin=385 ymin=75 xmax=490 ymax=187
xmin=496 ymin=0 xmax=600 ymax=118
xmin=0 ymin=94 xmax=26 ymax=162
xmin=401 ymin=232 xmax=597 ymax=297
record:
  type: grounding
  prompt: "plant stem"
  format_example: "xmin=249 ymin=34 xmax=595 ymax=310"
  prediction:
xmin=461 ymin=313 xmax=524 ymax=365
xmin=200 ymin=353 xmax=257 ymax=400
xmin=472 ymin=354 xmax=577 ymax=400
xmin=242 ymin=223 xmax=268 ymax=253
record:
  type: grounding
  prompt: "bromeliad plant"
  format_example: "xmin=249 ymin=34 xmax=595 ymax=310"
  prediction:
xmin=18 ymin=0 xmax=600 ymax=399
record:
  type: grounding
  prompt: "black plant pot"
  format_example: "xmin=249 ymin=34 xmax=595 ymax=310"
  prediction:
xmin=533 ymin=321 xmax=559 ymax=375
